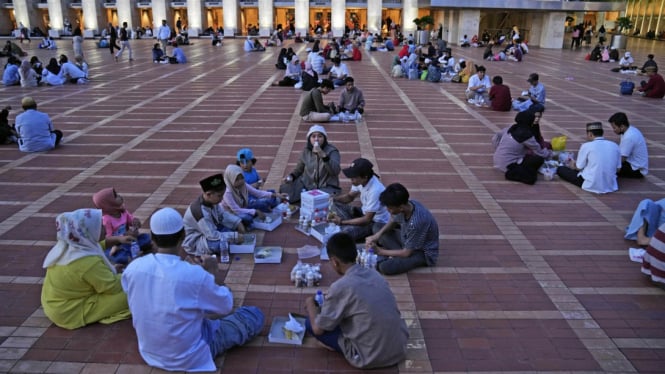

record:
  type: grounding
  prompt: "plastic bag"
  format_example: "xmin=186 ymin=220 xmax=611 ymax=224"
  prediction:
xmin=551 ymin=135 xmax=567 ymax=151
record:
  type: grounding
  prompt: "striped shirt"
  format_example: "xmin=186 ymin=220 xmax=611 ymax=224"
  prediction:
xmin=393 ymin=200 xmax=439 ymax=266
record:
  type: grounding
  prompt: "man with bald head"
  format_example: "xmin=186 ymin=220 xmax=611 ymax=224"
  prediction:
xmin=15 ymin=97 xmax=62 ymax=152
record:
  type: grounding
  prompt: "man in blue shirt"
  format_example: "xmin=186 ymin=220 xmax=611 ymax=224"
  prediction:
xmin=15 ymin=97 xmax=63 ymax=152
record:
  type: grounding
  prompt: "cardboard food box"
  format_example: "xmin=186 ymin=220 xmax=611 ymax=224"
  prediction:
xmin=254 ymin=246 xmax=283 ymax=264
xmin=268 ymin=315 xmax=306 ymax=345
xmin=229 ymin=233 xmax=256 ymax=254
xmin=310 ymin=223 xmax=340 ymax=244
xmin=253 ymin=212 xmax=282 ymax=232
xmin=300 ymin=189 xmax=330 ymax=211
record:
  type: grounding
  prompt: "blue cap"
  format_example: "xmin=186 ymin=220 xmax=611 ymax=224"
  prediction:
xmin=236 ymin=148 xmax=255 ymax=164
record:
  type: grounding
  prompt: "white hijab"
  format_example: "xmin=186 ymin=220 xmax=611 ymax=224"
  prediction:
xmin=42 ymin=209 xmax=116 ymax=274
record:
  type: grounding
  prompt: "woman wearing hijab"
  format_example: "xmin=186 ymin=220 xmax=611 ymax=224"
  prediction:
xmin=273 ymin=55 xmax=302 ymax=86
xmin=492 ymin=111 xmax=553 ymax=185
xmin=301 ymin=61 xmax=319 ymax=91
xmin=41 ymin=209 xmax=131 ymax=329
xmin=275 ymin=48 xmax=287 ymax=69
xmin=42 ymin=57 xmax=66 ymax=86
xmin=279 ymin=124 xmax=341 ymax=203
xmin=222 ymin=164 xmax=284 ymax=227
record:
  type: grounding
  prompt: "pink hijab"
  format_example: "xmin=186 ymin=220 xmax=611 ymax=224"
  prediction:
xmin=92 ymin=187 xmax=125 ymax=216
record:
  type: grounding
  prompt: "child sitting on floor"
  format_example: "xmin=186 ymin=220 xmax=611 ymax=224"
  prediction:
xmin=222 ymin=165 xmax=285 ymax=228
xmin=182 ymin=173 xmax=246 ymax=256
xmin=236 ymin=148 xmax=263 ymax=189
xmin=92 ymin=187 xmax=151 ymax=264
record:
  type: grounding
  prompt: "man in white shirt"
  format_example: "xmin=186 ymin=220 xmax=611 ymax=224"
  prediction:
xmin=466 ymin=65 xmax=492 ymax=106
xmin=122 ymin=208 xmax=263 ymax=372
xmin=328 ymin=57 xmax=349 ymax=87
xmin=556 ymin=122 xmax=621 ymax=194
xmin=156 ymin=19 xmax=171 ymax=55
xmin=609 ymin=112 xmax=648 ymax=178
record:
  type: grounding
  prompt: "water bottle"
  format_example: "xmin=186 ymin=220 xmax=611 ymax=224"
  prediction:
xmin=315 ymin=290 xmax=324 ymax=307
xmin=130 ymin=241 xmax=140 ymax=259
xmin=367 ymin=248 xmax=375 ymax=269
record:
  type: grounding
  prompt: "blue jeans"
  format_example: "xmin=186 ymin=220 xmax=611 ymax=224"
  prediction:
xmin=203 ymin=306 xmax=264 ymax=357
xmin=305 ymin=317 xmax=343 ymax=353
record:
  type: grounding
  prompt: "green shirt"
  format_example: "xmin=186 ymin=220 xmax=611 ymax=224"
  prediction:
xmin=41 ymin=255 xmax=130 ymax=329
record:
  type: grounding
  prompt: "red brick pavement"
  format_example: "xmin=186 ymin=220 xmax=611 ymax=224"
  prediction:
xmin=0 ymin=35 xmax=664 ymax=373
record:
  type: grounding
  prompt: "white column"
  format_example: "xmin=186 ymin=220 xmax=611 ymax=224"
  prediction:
xmin=539 ymin=12 xmax=566 ymax=49
xmin=116 ymin=0 xmax=136 ymax=29
xmin=258 ymin=0 xmax=273 ymax=36
xmin=82 ymin=0 xmax=103 ymax=34
xmin=294 ymin=0 xmax=308 ymax=36
xmin=152 ymin=0 xmax=170 ymax=31
xmin=445 ymin=10 xmax=457 ymax=43
xmin=223 ymin=0 xmax=239 ymax=36
xmin=187 ymin=0 xmax=204 ymax=35
xmin=13 ymin=0 xmax=39 ymax=31
xmin=47 ymin=0 xmax=67 ymax=33
xmin=456 ymin=9 xmax=479 ymax=45
xmin=366 ymin=0 xmax=381 ymax=34
xmin=402 ymin=0 xmax=418 ymax=36
xmin=331 ymin=0 xmax=345 ymax=37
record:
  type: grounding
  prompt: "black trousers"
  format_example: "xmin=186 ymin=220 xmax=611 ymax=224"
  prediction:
xmin=505 ymin=154 xmax=544 ymax=185
xmin=557 ymin=166 xmax=584 ymax=187
xmin=617 ymin=160 xmax=644 ymax=178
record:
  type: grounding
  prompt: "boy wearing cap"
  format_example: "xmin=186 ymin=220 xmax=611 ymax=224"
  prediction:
xmin=236 ymin=147 xmax=263 ymax=188
xmin=330 ymin=158 xmax=390 ymax=241
xmin=365 ymin=183 xmax=439 ymax=275
xmin=512 ymin=73 xmax=546 ymax=112
xmin=304 ymin=232 xmax=408 ymax=369
xmin=609 ymin=112 xmax=649 ymax=178
xmin=122 ymin=207 xmax=264 ymax=372
xmin=183 ymin=174 xmax=246 ymax=256
xmin=556 ymin=122 xmax=621 ymax=194
xmin=15 ymin=96 xmax=63 ymax=152
xmin=637 ymin=66 xmax=665 ymax=98
xmin=300 ymin=79 xmax=335 ymax=122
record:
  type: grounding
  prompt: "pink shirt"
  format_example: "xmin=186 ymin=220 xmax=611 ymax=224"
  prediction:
xmin=103 ymin=211 xmax=135 ymax=237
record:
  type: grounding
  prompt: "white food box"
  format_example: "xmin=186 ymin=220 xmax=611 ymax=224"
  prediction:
xmin=268 ymin=315 xmax=306 ymax=345
xmin=254 ymin=246 xmax=283 ymax=264
xmin=252 ymin=212 xmax=282 ymax=232
xmin=301 ymin=189 xmax=330 ymax=211
xmin=229 ymin=233 xmax=257 ymax=254
xmin=310 ymin=223 xmax=340 ymax=244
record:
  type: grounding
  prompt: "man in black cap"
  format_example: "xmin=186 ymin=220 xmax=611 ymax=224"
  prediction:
xmin=512 ymin=73 xmax=546 ymax=112
xmin=329 ymin=158 xmax=391 ymax=241
xmin=556 ymin=122 xmax=621 ymax=194
xmin=182 ymin=173 xmax=246 ymax=256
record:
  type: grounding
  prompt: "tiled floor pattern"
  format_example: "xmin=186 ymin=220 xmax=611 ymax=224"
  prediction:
xmin=0 ymin=36 xmax=664 ymax=373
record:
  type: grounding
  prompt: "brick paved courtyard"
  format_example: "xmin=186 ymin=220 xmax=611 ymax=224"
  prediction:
xmin=0 ymin=35 xmax=664 ymax=373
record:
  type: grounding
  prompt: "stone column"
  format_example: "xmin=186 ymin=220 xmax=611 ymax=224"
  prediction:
xmin=456 ymin=9 xmax=479 ymax=45
xmin=331 ymin=0 xmax=345 ymax=37
xmin=294 ymin=0 xmax=308 ymax=36
xmin=12 ymin=0 xmax=42 ymax=34
xmin=47 ymin=0 xmax=68 ymax=34
xmin=401 ymin=0 xmax=418 ymax=36
xmin=258 ymin=0 xmax=274 ymax=36
xmin=366 ymin=0 xmax=381 ymax=34
xmin=539 ymin=12 xmax=566 ymax=49
xmin=116 ymin=0 xmax=137 ymax=29
xmin=82 ymin=0 xmax=104 ymax=34
xmin=152 ymin=0 xmax=170 ymax=31
xmin=187 ymin=0 xmax=204 ymax=35
xmin=223 ymin=0 xmax=239 ymax=36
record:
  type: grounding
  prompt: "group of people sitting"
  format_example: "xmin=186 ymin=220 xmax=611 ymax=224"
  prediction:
xmin=3 ymin=53 xmax=89 ymax=87
xmin=151 ymin=41 xmax=187 ymax=64
xmin=37 ymin=122 xmax=441 ymax=371
xmin=493 ymin=108 xmax=648 ymax=194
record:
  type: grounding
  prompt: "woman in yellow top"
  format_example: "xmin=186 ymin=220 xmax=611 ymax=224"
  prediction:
xmin=41 ymin=209 xmax=132 ymax=329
